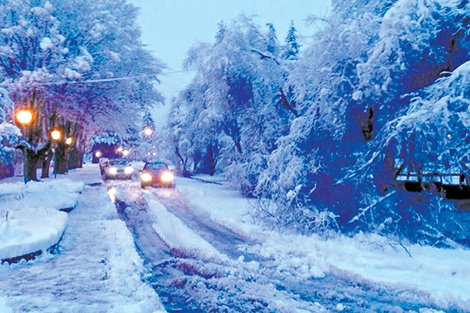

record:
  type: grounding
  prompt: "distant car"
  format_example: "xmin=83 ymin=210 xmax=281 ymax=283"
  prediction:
xmin=103 ymin=159 xmax=133 ymax=180
xmin=99 ymin=157 xmax=109 ymax=175
xmin=140 ymin=161 xmax=175 ymax=188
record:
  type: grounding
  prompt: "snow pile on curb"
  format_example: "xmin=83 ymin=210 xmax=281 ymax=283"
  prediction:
xmin=0 ymin=179 xmax=84 ymax=261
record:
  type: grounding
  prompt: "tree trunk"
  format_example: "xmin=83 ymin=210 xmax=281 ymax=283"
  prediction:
xmin=54 ymin=142 xmax=68 ymax=174
xmin=41 ymin=145 xmax=53 ymax=178
xmin=26 ymin=149 xmax=39 ymax=182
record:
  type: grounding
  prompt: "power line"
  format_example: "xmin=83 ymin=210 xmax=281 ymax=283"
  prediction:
xmin=0 ymin=69 xmax=192 ymax=87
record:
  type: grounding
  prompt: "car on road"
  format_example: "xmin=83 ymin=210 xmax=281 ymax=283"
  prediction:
xmin=140 ymin=161 xmax=175 ymax=188
xmin=103 ymin=158 xmax=133 ymax=180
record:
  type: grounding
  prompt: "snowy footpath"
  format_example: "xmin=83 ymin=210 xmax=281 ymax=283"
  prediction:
xmin=0 ymin=165 xmax=165 ymax=313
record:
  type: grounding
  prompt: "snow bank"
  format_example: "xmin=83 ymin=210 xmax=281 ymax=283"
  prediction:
xmin=176 ymin=176 xmax=470 ymax=311
xmin=0 ymin=179 xmax=84 ymax=210
xmin=0 ymin=207 xmax=67 ymax=260
xmin=0 ymin=296 xmax=12 ymax=313
xmin=145 ymin=194 xmax=227 ymax=262
xmin=0 ymin=179 xmax=84 ymax=261
xmin=102 ymin=218 xmax=166 ymax=313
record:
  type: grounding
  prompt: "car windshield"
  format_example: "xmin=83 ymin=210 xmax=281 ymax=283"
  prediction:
xmin=109 ymin=159 xmax=127 ymax=166
xmin=144 ymin=162 xmax=168 ymax=170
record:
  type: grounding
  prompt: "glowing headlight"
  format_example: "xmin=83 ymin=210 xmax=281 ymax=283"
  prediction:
xmin=124 ymin=166 xmax=134 ymax=174
xmin=109 ymin=167 xmax=117 ymax=175
xmin=160 ymin=171 xmax=174 ymax=183
xmin=141 ymin=172 xmax=153 ymax=182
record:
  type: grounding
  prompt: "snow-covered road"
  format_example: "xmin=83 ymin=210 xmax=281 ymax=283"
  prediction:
xmin=1 ymin=164 xmax=470 ymax=312
xmin=110 ymin=170 xmax=470 ymax=312
xmin=0 ymin=166 xmax=165 ymax=313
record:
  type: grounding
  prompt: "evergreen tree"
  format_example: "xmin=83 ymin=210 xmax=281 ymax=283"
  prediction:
xmin=265 ymin=23 xmax=279 ymax=57
xmin=282 ymin=21 xmax=300 ymax=60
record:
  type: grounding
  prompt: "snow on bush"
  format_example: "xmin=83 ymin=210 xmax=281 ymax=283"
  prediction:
xmin=0 ymin=122 xmax=20 ymax=179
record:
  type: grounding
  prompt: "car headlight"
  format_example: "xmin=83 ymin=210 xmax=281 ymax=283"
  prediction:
xmin=160 ymin=171 xmax=174 ymax=183
xmin=124 ymin=166 xmax=134 ymax=174
xmin=141 ymin=172 xmax=153 ymax=182
xmin=109 ymin=167 xmax=117 ymax=175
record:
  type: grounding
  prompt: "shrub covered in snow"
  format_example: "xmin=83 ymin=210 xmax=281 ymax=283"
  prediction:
xmin=0 ymin=122 xmax=20 ymax=179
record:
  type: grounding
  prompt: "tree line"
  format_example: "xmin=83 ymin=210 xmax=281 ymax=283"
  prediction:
xmin=164 ymin=0 xmax=470 ymax=245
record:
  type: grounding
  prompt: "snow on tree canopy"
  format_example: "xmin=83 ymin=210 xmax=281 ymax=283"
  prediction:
xmin=90 ymin=133 xmax=121 ymax=146
xmin=377 ymin=60 xmax=470 ymax=174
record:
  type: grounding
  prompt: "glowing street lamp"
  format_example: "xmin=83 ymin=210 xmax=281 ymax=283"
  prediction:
xmin=16 ymin=110 xmax=33 ymax=125
xmin=65 ymin=137 xmax=73 ymax=145
xmin=95 ymin=151 xmax=102 ymax=158
xmin=49 ymin=128 xmax=62 ymax=142
xmin=15 ymin=109 xmax=34 ymax=126
xmin=144 ymin=127 xmax=153 ymax=136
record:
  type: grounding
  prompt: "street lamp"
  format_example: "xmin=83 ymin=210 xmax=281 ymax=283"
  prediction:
xmin=144 ymin=127 xmax=153 ymax=136
xmin=49 ymin=128 xmax=62 ymax=142
xmin=15 ymin=109 xmax=34 ymax=126
xmin=14 ymin=108 xmax=35 ymax=183
xmin=65 ymin=136 xmax=73 ymax=145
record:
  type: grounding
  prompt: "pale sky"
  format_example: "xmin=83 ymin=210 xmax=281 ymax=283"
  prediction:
xmin=128 ymin=0 xmax=331 ymax=71
xmin=127 ymin=0 xmax=331 ymax=125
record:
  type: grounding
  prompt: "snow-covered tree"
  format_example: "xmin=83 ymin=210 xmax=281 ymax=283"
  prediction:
xmin=0 ymin=0 xmax=164 ymax=180
xmin=169 ymin=15 xmax=286 ymax=192
xmin=265 ymin=23 xmax=279 ymax=57
xmin=282 ymin=21 xmax=300 ymax=60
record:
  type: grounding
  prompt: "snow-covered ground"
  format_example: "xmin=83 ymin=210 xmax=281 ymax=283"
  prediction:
xmin=1 ymin=164 xmax=470 ymax=312
xmin=0 ymin=179 xmax=83 ymax=261
xmin=162 ymin=176 xmax=470 ymax=311
xmin=0 ymin=165 xmax=165 ymax=313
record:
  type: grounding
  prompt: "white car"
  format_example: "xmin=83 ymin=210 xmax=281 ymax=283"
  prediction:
xmin=103 ymin=159 xmax=133 ymax=180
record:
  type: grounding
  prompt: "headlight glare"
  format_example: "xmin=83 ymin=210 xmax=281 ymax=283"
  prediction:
xmin=125 ymin=166 xmax=134 ymax=174
xmin=161 ymin=171 xmax=174 ymax=183
xmin=141 ymin=172 xmax=153 ymax=182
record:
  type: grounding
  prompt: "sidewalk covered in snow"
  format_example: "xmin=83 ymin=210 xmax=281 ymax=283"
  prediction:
xmin=0 ymin=165 xmax=165 ymax=313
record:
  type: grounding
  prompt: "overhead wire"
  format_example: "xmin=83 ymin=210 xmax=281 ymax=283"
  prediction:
xmin=0 ymin=69 xmax=192 ymax=87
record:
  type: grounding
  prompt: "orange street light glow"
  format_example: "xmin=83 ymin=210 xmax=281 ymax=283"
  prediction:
xmin=50 ymin=129 xmax=62 ymax=141
xmin=16 ymin=109 xmax=33 ymax=125
xmin=66 ymin=137 xmax=73 ymax=145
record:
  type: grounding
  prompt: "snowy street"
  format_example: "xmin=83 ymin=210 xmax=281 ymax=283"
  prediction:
xmin=0 ymin=165 xmax=165 ymax=313
xmin=108 ymin=166 xmax=470 ymax=312
xmin=1 ymin=164 xmax=470 ymax=312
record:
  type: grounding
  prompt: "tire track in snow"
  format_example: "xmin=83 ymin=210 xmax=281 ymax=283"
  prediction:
xmin=112 ymin=181 xmax=444 ymax=313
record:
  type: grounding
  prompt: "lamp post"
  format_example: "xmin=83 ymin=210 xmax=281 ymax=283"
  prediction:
xmin=14 ymin=108 xmax=36 ymax=183
xmin=48 ymin=127 xmax=68 ymax=175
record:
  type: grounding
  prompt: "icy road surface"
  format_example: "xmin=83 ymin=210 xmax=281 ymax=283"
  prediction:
xmin=109 ymin=170 xmax=470 ymax=312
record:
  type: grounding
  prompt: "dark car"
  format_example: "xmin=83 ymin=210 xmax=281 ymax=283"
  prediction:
xmin=140 ymin=161 xmax=175 ymax=188
xmin=103 ymin=158 xmax=133 ymax=180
